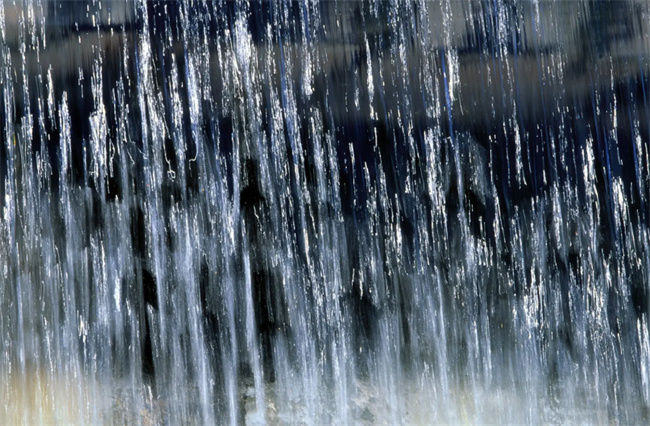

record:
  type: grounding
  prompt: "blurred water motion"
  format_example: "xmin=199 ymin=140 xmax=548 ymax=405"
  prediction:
xmin=1 ymin=1 xmax=650 ymax=424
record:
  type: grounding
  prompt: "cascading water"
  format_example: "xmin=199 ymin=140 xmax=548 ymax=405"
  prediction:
xmin=1 ymin=0 xmax=649 ymax=424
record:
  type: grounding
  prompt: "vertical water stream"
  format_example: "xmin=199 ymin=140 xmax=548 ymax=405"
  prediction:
xmin=1 ymin=1 xmax=649 ymax=424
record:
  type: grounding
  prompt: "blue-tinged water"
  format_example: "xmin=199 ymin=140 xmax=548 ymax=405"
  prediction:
xmin=0 ymin=1 xmax=649 ymax=424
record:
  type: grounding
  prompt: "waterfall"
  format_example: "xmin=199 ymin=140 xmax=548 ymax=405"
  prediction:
xmin=1 ymin=1 xmax=649 ymax=423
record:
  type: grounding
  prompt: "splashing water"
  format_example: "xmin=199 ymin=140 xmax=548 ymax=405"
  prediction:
xmin=1 ymin=1 xmax=649 ymax=424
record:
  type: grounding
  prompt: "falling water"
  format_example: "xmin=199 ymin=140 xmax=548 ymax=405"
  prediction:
xmin=1 ymin=1 xmax=649 ymax=424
